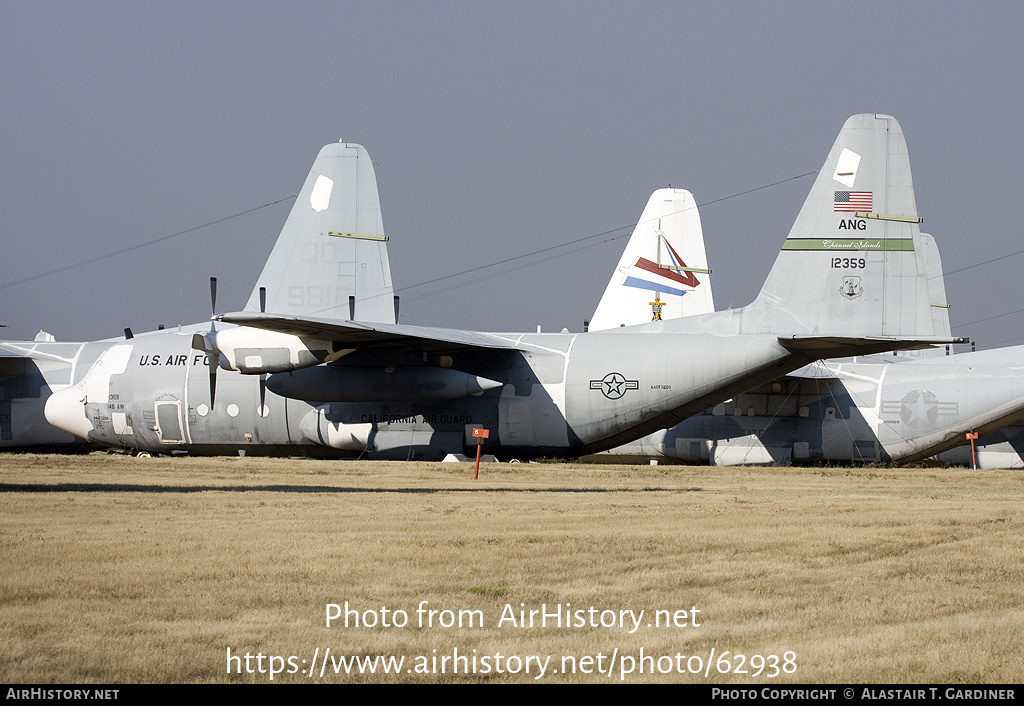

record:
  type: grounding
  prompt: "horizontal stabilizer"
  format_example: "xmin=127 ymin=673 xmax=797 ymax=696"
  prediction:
xmin=780 ymin=334 xmax=966 ymax=359
xmin=0 ymin=342 xmax=77 ymax=363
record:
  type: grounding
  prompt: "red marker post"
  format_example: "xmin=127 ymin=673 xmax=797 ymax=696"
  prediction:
xmin=472 ymin=428 xmax=489 ymax=479
xmin=966 ymin=431 xmax=979 ymax=469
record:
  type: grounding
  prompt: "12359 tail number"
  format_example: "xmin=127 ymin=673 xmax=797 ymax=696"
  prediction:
xmin=831 ymin=257 xmax=866 ymax=269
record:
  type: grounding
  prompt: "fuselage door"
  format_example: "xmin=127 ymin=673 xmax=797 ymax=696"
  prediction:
xmin=155 ymin=400 xmax=184 ymax=444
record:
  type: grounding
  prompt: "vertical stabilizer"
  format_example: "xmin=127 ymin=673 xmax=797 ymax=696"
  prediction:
xmin=589 ymin=188 xmax=713 ymax=330
xmin=736 ymin=113 xmax=935 ymax=339
xmin=245 ymin=142 xmax=395 ymax=323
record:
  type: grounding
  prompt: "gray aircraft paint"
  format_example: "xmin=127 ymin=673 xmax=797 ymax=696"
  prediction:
xmin=597 ymin=201 xmax=1024 ymax=467
xmin=45 ymin=115 xmax=960 ymax=460
xmin=0 ymin=337 xmax=109 ymax=450
xmin=4 ymin=141 xmax=394 ymax=452
xmin=604 ymin=348 xmax=1024 ymax=467
xmin=243 ymin=141 xmax=395 ymax=324
xmin=932 ymin=424 xmax=1024 ymax=469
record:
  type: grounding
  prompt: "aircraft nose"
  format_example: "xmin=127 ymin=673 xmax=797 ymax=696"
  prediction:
xmin=44 ymin=385 xmax=94 ymax=439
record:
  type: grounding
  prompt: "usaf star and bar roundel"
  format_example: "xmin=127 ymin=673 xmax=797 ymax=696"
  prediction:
xmin=590 ymin=372 xmax=640 ymax=400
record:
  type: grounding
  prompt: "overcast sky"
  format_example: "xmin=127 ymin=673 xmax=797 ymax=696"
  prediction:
xmin=2 ymin=2 xmax=1021 ymax=351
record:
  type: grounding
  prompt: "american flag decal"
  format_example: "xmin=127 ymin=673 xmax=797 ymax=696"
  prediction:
xmin=834 ymin=191 xmax=872 ymax=212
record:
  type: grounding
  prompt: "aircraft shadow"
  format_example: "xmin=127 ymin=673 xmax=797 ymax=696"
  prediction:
xmin=0 ymin=483 xmax=702 ymax=495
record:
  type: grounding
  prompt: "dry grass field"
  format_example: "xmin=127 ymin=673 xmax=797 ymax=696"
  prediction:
xmin=1 ymin=453 xmax=1021 ymax=683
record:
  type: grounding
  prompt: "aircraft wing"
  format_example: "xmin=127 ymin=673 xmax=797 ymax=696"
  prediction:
xmin=216 ymin=312 xmax=528 ymax=353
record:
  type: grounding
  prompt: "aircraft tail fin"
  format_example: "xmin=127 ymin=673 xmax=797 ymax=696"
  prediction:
xmin=890 ymin=233 xmax=952 ymax=359
xmin=588 ymin=188 xmax=714 ymax=331
xmin=739 ymin=113 xmax=940 ymax=340
xmin=245 ymin=142 xmax=396 ymax=324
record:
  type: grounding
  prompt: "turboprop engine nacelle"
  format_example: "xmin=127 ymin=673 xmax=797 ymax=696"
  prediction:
xmin=266 ymin=365 xmax=503 ymax=403
xmin=191 ymin=326 xmax=344 ymax=375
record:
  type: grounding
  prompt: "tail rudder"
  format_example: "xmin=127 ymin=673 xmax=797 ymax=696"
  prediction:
xmin=888 ymin=233 xmax=952 ymax=359
xmin=892 ymin=231 xmax=954 ymax=358
xmin=740 ymin=114 xmax=937 ymax=339
xmin=245 ymin=141 xmax=396 ymax=323
xmin=840 ymin=232 xmax=953 ymax=362
xmin=589 ymin=188 xmax=714 ymax=331
xmin=919 ymin=233 xmax=952 ymax=339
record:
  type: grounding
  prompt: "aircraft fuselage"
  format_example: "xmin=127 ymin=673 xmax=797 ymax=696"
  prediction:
xmin=47 ymin=327 xmax=804 ymax=460
xmin=601 ymin=350 xmax=1024 ymax=466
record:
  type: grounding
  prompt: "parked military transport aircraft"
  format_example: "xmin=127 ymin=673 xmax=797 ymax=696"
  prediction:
xmin=4 ymin=162 xmax=702 ymax=453
xmin=594 ymin=203 xmax=1024 ymax=467
xmin=2 ymin=141 xmax=395 ymax=452
xmin=604 ymin=345 xmax=1024 ymax=467
xmin=1 ymin=331 xmax=91 ymax=450
xmin=43 ymin=114 xmax=961 ymax=459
